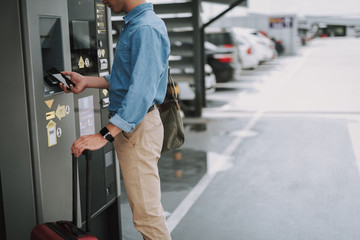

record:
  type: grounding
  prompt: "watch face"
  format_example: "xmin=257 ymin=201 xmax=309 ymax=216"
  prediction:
xmin=100 ymin=127 xmax=109 ymax=137
xmin=105 ymin=133 xmax=114 ymax=142
xmin=100 ymin=127 xmax=114 ymax=142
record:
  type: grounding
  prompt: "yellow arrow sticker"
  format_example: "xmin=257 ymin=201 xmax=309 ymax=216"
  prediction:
xmin=78 ymin=56 xmax=85 ymax=69
xmin=102 ymin=89 xmax=108 ymax=96
xmin=46 ymin=120 xmax=57 ymax=147
xmin=55 ymin=104 xmax=66 ymax=121
xmin=45 ymin=99 xmax=54 ymax=109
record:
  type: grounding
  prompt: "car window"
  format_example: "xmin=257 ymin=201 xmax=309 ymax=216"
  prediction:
xmin=204 ymin=41 xmax=218 ymax=51
xmin=205 ymin=32 xmax=233 ymax=46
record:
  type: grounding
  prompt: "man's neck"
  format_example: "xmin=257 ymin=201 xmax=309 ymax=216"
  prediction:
xmin=125 ymin=0 xmax=147 ymax=13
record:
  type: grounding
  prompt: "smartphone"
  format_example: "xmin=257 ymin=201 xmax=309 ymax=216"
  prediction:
xmin=47 ymin=68 xmax=76 ymax=90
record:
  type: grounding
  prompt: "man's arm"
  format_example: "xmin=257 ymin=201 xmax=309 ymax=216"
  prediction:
xmin=60 ymin=71 xmax=109 ymax=93
xmin=71 ymin=122 xmax=121 ymax=157
xmin=83 ymin=76 xmax=109 ymax=89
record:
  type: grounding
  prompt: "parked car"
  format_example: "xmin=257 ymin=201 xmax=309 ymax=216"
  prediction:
xmin=205 ymin=27 xmax=263 ymax=71
xmin=204 ymin=41 xmax=237 ymax=83
xmin=270 ymin=37 xmax=285 ymax=55
xmin=171 ymin=63 xmax=216 ymax=116
xmin=205 ymin=28 xmax=243 ymax=77
xmin=169 ymin=46 xmax=217 ymax=114
xmin=231 ymin=29 xmax=261 ymax=69
xmin=168 ymin=62 xmax=216 ymax=94
xmin=171 ymin=41 xmax=236 ymax=83
xmin=239 ymin=28 xmax=277 ymax=61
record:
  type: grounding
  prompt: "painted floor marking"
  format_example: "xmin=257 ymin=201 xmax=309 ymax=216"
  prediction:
xmin=348 ymin=123 xmax=360 ymax=175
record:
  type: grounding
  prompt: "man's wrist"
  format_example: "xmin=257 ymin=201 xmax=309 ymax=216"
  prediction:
xmin=99 ymin=126 xmax=114 ymax=142
xmin=106 ymin=123 xmax=122 ymax=137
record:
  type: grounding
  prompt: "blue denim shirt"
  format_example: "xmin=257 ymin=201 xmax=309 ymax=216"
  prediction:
xmin=104 ymin=3 xmax=170 ymax=132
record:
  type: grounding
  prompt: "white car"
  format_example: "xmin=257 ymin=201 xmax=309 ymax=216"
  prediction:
xmin=233 ymin=27 xmax=276 ymax=63
xmin=175 ymin=64 xmax=216 ymax=101
xmin=252 ymin=30 xmax=277 ymax=61
xmin=232 ymin=30 xmax=260 ymax=69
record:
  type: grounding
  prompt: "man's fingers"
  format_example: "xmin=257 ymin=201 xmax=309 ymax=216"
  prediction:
xmin=72 ymin=144 xmax=83 ymax=157
xmin=59 ymin=83 xmax=73 ymax=93
xmin=61 ymin=71 xmax=72 ymax=76
xmin=69 ymin=84 xmax=76 ymax=93
xmin=72 ymin=137 xmax=86 ymax=157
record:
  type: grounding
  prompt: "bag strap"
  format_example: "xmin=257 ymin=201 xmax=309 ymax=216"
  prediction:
xmin=167 ymin=67 xmax=178 ymax=100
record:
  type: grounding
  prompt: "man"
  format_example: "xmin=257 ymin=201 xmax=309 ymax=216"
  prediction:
xmin=60 ymin=0 xmax=171 ymax=239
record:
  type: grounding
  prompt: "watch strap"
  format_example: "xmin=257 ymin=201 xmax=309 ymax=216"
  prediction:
xmin=100 ymin=127 xmax=114 ymax=142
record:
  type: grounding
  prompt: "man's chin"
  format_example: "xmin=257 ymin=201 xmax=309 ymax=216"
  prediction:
xmin=111 ymin=8 xmax=123 ymax=14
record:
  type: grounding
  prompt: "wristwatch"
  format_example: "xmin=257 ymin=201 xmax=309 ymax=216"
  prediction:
xmin=100 ymin=126 xmax=114 ymax=142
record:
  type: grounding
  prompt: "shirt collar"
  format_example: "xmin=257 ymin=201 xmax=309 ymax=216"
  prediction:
xmin=123 ymin=3 xmax=154 ymax=25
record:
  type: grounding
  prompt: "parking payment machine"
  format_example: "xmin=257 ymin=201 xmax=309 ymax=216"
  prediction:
xmin=1 ymin=0 xmax=121 ymax=239
xmin=67 ymin=0 xmax=121 ymax=239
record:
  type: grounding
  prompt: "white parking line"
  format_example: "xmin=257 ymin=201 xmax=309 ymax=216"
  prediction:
xmin=166 ymin=110 xmax=264 ymax=233
xmin=348 ymin=123 xmax=360 ymax=175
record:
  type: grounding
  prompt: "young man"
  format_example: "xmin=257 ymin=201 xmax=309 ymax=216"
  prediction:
xmin=60 ymin=0 xmax=171 ymax=239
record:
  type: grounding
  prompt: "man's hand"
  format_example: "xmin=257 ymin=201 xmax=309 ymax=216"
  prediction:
xmin=59 ymin=71 xmax=87 ymax=94
xmin=72 ymin=133 xmax=108 ymax=157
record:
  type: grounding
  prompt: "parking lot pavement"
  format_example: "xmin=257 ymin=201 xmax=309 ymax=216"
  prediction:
xmin=120 ymin=37 xmax=360 ymax=240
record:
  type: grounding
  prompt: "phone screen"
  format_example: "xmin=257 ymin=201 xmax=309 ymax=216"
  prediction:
xmin=51 ymin=73 xmax=70 ymax=88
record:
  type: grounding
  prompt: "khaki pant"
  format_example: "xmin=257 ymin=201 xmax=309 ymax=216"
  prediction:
xmin=113 ymin=109 xmax=171 ymax=240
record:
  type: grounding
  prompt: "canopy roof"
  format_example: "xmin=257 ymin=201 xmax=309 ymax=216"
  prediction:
xmin=202 ymin=0 xmax=247 ymax=6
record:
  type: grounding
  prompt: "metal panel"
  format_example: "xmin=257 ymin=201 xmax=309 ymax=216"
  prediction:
xmin=168 ymin=31 xmax=194 ymax=43
xmin=192 ymin=0 xmax=203 ymax=116
xmin=20 ymin=0 xmax=76 ymax=223
xmin=1 ymin=1 xmax=37 ymax=239
xmin=0 ymin=172 xmax=5 ymax=239
xmin=0 ymin=1 xmax=36 ymax=239
xmin=154 ymin=2 xmax=193 ymax=14
xmin=163 ymin=17 xmax=193 ymax=30
xmin=171 ymin=44 xmax=194 ymax=57
xmin=170 ymin=57 xmax=196 ymax=68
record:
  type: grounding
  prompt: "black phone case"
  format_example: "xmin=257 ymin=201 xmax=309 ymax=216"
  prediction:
xmin=47 ymin=68 xmax=76 ymax=89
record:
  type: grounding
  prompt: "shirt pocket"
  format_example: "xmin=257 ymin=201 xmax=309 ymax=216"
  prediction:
xmin=115 ymin=42 xmax=130 ymax=63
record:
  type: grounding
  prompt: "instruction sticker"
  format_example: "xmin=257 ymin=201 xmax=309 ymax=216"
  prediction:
xmin=85 ymin=58 xmax=90 ymax=68
xmin=78 ymin=96 xmax=95 ymax=137
xmin=65 ymin=105 xmax=71 ymax=115
xmin=46 ymin=120 xmax=57 ymax=147
xmin=56 ymin=127 xmax=62 ymax=138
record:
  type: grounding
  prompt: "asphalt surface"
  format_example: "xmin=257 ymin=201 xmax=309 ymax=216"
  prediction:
xmin=121 ymin=37 xmax=360 ymax=240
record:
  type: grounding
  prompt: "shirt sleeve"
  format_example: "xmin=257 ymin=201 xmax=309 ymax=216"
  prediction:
xmin=104 ymin=74 xmax=111 ymax=84
xmin=109 ymin=25 xmax=168 ymax=132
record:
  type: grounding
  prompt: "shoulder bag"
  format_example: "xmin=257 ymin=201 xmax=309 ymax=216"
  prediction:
xmin=158 ymin=67 xmax=185 ymax=153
